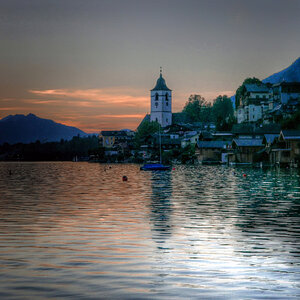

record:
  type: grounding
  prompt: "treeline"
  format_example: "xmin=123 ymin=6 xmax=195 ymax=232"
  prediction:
xmin=0 ymin=135 xmax=100 ymax=161
xmin=281 ymin=108 xmax=300 ymax=130
xmin=182 ymin=94 xmax=235 ymax=130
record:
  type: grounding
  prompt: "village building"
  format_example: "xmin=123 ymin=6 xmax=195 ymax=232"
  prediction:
xmin=230 ymin=138 xmax=264 ymax=163
xmin=181 ymin=131 xmax=199 ymax=148
xmin=262 ymin=133 xmax=279 ymax=148
xmin=196 ymin=140 xmax=230 ymax=164
xmin=211 ymin=132 xmax=233 ymax=141
xmin=237 ymin=83 xmax=271 ymax=124
xmin=272 ymin=82 xmax=300 ymax=105
xmin=198 ymin=131 xmax=213 ymax=141
xmin=269 ymin=130 xmax=300 ymax=166
xmin=99 ymin=130 xmax=133 ymax=148
xmin=236 ymin=82 xmax=300 ymax=125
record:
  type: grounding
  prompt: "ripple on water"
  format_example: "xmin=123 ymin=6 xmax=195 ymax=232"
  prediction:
xmin=0 ymin=162 xmax=300 ymax=299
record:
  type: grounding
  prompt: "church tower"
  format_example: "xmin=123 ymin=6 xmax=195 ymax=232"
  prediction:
xmin=150 ymin=69 xmax=172 ymax=127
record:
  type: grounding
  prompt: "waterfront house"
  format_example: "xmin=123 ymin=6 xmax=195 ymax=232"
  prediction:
xmin=262 ymin=133 xmax=279 ymax=148
xmin=270 ymin=130 xmax=300 ymax=166
xmin=232 ymin=124 xmax=280 ymax=139
xmin=196 ymin=140 xmax=230 ymax=163
xmin=231 ymin=138 xmax=264 ymax=163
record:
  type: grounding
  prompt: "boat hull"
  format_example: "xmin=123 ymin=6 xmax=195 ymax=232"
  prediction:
xmin=140 ymin=163 xmax=170 ymax=171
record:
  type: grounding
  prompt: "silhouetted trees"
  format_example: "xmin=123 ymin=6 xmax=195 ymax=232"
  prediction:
xmin=0 ymin=135 xmax=99 ymax=161
xmin=212 ymin=95 xmax=235 ymax=131
xmin=182 ymin=94 xmax=212 ymax=123
xmin=281 ymin=108 xmax=300 ymax=130
xmin=182 ymin=94 xmax=235 ymax=130
xmin=134 ymin=120 xmax=161 ymax=147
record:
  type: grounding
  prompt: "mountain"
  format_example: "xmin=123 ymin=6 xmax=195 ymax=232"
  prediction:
xmin=263 ymin=57 xmax=300 ymax=84
xmin=0 ymin=113 xmax=88 ymax=145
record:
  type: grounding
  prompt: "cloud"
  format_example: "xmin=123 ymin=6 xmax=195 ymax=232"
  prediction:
xmin=0 ymin=107 xmax=28 ymax=111
xmin=22 ymin=87 xmax=150 ymax=131
xmin=28 ymin=88 xmax=149 ymax=108
xmin=97 ymin=114 xmax=145 ymax=118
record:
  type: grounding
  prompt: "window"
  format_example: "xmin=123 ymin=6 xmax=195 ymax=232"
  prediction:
xmin=165 ymin=93 xmax=168 ymax=100
xmin=166 ymin=118 xmax=168 ymax=123
xmin=155 ymin=102 xmax=158 ymax=108
xmin=156 ymin=118 xmax=158 ymax=122
xmin=155 ymin=93 xmax=158 ymax=101
xmin=166 ymin=101 xmax=168 ymax=106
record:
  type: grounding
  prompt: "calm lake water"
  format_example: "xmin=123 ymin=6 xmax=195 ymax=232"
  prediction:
xmin=0 ymin=162 xmax=299 ymax=299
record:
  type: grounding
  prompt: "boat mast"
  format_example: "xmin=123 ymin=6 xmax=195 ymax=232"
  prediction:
xmin=159 ymin=125 xmax=162 ymax=164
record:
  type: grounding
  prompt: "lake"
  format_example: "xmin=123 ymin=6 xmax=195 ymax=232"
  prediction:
xmin=0 ymin=162 xmax=299 ymax=299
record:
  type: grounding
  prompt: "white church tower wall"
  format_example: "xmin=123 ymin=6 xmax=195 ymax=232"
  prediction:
xmin=150 ymin=70 xmax=172 ymax=127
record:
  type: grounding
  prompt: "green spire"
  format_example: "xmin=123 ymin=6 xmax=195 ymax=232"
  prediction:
xmin=151 ymin=68 xmax=171 ymax=91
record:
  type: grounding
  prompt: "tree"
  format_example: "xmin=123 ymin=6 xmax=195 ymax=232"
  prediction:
xmin=182 ymin=94 xmax=212 ymax=123
xmin=212 ymin=95 xmax=235 ymax=130
xmin=281 ymin=108 xmax=300 ymax=130
xmin=134 ymin=120 xmax=161 ymax=147
xmin=235 ymin=77 xmax=262 ymax=108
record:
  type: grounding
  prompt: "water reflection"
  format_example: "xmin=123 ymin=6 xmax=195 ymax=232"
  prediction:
xmin=0 ymin=162 xmax=300 ymax=299
xmin=149 ymin=171 xmax=173 ymax=244
xmin=232 ymin=168 xmax=300 ymax=262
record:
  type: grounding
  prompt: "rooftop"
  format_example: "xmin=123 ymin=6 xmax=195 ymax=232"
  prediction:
xmin=197 ymin=141 xmax=230 ymax=149
xmin=281 ymin=130 xmax=300 ymax=140
xmin=244 ymin=84 xmax=270 ymax=93
xmin=151 ymin=72 xmax=171 ymax=91
xmin=263 ymin=134 xmax=279 ymax=144
xmin=233 ymin=138 xmax=263 ymax=147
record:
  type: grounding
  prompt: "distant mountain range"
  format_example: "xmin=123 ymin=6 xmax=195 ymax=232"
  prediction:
xmin=263 ymin=57 xmax=300 ymax=84
xmin=0 ymin=113 xmax=88 ymax=145
xmin=231 ymin=57 xmax=300 ymax=107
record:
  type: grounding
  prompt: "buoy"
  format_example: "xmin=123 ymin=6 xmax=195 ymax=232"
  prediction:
xmin=122 ymin=176 xmax=128 ymax=181
xmin=172 ymin=168 xmax=175 ymax=170
xmin=243 ymin=174 xmax=247 ymax=177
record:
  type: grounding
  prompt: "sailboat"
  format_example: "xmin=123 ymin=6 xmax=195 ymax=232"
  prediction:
xmin=140 ymin=126 xmax=170 ymax=171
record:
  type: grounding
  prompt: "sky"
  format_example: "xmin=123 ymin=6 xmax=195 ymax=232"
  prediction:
xmin=0 ymin=0 xmax=300 ymax=132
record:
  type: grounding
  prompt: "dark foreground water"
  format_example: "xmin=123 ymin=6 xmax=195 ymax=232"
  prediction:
xmin=0 ymin=162 xmax=299 ymax=299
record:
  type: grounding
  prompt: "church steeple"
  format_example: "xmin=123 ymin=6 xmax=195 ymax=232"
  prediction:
xmin=151 ymin=69 xmax=171 ymax=92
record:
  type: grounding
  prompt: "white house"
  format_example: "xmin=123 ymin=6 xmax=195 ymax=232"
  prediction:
xmin=237 ymin=84 xmax=271 ymax=124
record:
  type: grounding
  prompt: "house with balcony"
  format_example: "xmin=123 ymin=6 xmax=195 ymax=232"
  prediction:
xmin=237 ymin=84 xmax=271 ymax=124
xmin=269 ymin=130 xmax=300 ymax=166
